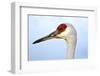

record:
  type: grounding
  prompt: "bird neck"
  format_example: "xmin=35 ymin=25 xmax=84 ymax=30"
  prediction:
xmin=65 ymin=39 xmax=76 ymax=59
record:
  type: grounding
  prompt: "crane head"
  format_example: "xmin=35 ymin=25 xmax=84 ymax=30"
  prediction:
xmin=32 ymin=23 xmax=75 ymax=44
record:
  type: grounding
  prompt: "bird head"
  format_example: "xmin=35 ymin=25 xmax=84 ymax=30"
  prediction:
xmin=32 ymin=23 xmax=75 ymax=44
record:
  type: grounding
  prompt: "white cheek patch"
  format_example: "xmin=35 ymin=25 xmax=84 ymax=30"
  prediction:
xmin=57 ymin=27 xmax=71 ymax=38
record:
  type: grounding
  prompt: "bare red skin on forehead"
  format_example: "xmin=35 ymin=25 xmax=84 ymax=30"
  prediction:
xmin=57 ymin=23 xmax=67 ymax=32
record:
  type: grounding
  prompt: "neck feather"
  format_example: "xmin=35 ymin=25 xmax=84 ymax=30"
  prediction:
xmin=65 ymin=37 xmax=77 ymax=59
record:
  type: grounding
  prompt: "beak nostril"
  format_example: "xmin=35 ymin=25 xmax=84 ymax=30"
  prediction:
xmin=50 ymin=34 xmax=54 ymax=37
xmin=48 ymin=31 xmax=57 ymax=37
xmin=50 ymin=33 xmax=56 ymax=37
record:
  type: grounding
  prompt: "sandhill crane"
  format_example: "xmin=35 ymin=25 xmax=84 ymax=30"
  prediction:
xmin=32 ymin=23 xmax=77 ymax=59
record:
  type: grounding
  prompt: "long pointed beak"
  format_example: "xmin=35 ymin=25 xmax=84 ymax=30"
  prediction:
xmin=32 ymin=31 xmax=58 ymax=44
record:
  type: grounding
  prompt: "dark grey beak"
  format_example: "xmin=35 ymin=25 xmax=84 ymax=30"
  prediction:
xmin=32 ymin=31 xmax=58 ymax=44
